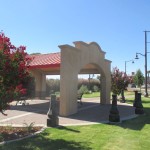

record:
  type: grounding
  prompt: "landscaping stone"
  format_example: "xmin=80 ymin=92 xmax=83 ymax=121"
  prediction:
xmin=135 ymin=93 xmax=144 ymax=114
xmin=47 ymin=95 xmax=59 ymax=127
xmin=133 ymin=91 xmax=138 ymax=107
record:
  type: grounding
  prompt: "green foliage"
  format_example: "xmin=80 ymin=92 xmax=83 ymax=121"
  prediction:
xmin=83 ymin=92 xmax=100 ymax=98
xmin=0 ymin=134 xmax=4 ymax=142
xmin=46 ymin=79 xmax=60 ymax=96
xmin=133 ymin=69 xmax=144 ymax=88
xmin=5 ymin=124 xmax=13 ymax=131
xmin=46 ymin=78 xmax=100 ymax=96
xmin=23 ymin=76 xmax=35 ymax=98
xmin=78 ymin=85 xmax=89 ymax=94
xmin=93 ymin=85 xmax=99 ymax=92
xmin=78 ymin=78 xmax=100 ymax=92
xmin=23 ymin=122 xmax=35 ymax=133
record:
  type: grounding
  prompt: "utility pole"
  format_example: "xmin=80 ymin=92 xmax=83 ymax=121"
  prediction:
xmin=135 ymin=31 xmax=150 ymax=97
xmin=144 ymin=31 xmax=150 ymax=97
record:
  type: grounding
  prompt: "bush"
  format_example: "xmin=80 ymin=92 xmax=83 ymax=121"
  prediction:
xmin=78 ymin=78 xmax=100 ymax=92
xmin=46 ymin=78 xmax=100 ymax=96
xmin=93 ymin=85 xmax=99 ymax=92
xmin=46 ymin=79 xmax=60 ymax=96
xmin=78 ymin=85 xmax=89 ymax=94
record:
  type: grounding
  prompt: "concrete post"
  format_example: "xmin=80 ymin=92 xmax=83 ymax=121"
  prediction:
xmin=100 ymin=75 xmax=110 ymax=104
xmin=47 ymin=95 xmax=59 ymax=127
xmin=41 ymin=74 xmax=46 ymax=99
xmin=60 ymin=71 xmax=78 ymax=116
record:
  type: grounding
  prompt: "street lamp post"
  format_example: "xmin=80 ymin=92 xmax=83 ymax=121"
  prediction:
xmin=135 ymin=31 xmax=150 ymax=97
xmin=125 ymin=60 xmax=134 ymax=74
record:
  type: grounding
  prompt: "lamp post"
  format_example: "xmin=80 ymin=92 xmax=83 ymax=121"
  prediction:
xmin=125 ymin=60 xmax=134 ymax=74
xmin=135 ymin=31 xmax=150 ymax=97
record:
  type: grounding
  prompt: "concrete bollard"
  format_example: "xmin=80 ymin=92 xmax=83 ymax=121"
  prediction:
xmin=109 ymin=95 xmax=120 ymax=122
xmin=133 ymin=91 xmax=138 ymax=107
xmin=47 ymin=94 xmax=59 ymax=127
xmin=135 ymin=93 xmax=144 ymax=115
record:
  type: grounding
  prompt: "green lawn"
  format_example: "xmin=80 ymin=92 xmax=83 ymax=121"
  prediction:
xmin=83 ymin=92 xmax=100 ymax=98
xmin=0 ymin=93 xmax=150 ymax=150
xmin=83 ymin=91 xmax=135 ymax=98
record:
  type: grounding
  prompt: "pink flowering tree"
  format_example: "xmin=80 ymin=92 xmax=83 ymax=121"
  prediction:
xmin=0 ymin=32 xmax=31 ymax=115
xmin=111 ymin=67 xmax=132 ymax=101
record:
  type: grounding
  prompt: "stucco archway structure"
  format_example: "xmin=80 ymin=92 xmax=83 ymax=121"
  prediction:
xmin=29 ymin=41 xmax=111 ymax=117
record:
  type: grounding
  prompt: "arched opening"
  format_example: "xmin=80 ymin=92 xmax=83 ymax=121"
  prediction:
xmin=46 ymin=75 xmax=60 ymax=98
xmin=77 ymin=63 xmax=105 ymax=109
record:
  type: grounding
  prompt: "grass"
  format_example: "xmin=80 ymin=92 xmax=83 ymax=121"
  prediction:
xmin=83 ymin=91 xmax=135 ymax=98
xmin=83 ymin=92 xmax=100 ymax=98
xmin=0 ymin=93 xmax=150 ymax=150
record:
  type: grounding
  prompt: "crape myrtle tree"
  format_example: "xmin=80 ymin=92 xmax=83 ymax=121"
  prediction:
xmin=0 ymin=32 xmax=31 ymax=115
xmin=111 ymin=67 xmax=132 ymax=101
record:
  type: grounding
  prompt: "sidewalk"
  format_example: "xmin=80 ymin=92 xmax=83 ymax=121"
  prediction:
xmin=0 ymin=97 xmax=136 ymax=127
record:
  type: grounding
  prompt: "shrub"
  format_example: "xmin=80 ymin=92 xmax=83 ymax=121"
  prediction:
xmin=78 ymin=85 xmax=89 ymax=94
xmin=46 ymin=79 xmax=60 ymax=96
xmin=0 ymin=32 xmax=31 ymax=114
xmin=93 ymin=85 xmax=99 ymax=92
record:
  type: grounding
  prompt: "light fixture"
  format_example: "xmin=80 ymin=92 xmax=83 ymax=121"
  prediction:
xmin=135 ymin=53 xmax=139 ymax=59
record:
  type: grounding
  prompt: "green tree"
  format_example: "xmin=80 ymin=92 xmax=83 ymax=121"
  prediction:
xmin=78 ymin=85 xmax=89 ymax=94
xmin=93 ymin=85 xmax=99 ymax=92
xmin=46 ymin=79 xmax=60 ymax=96
xmin=133 ymin=69 xmax=144 ymax=91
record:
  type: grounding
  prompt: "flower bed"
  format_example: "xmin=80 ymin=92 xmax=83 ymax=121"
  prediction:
xmin=0 ymin=126 xmax=42 ymax=143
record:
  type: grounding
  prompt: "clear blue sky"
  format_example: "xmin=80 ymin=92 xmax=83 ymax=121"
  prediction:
xmin=0 ymin=0 xmax=150 ymax=75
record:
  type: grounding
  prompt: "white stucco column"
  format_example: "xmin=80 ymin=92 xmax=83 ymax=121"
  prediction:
xmin=59 ymin=45 xmax=80 ymax=116
xmin=34 ymin=72 xmax=42 ymax=98
xmin=30 ymin=70 xmax=46 ymax=99
xmin=41 ymin=73 xmax=46 ymax=98
xmin=60 ymin=72 xmax=78 ymax=116
xmin=100 ymin=75 xmax=111 ymax=104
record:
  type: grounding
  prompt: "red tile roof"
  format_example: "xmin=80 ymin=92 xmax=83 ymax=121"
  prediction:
xmin=28 ymin=52 xmax=61 ymax=69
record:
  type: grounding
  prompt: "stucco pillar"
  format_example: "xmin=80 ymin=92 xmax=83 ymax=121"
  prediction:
xmin=41 ymin=73 xmax=46 ymax=99
xmin=60 ymin=71 xmax=78 ymax=116
xmin=59 ymin=45 xmax=79 ymax=116
xmin=31 ymin=71 xmax=46 ymax=99
xmin=100 ymin=75 xmax=110 ymax=104
xmin=34 ymin=72 xmax=42 ymax=98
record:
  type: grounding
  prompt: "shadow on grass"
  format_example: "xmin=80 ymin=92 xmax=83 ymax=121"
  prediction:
xmin=109 ymin=106 xmax=150 ymax=131
xmin=109 ymin=97 xmax=150 ymax=131
xmin=125 ymin=99 xmax=134 ymax=104
xmin=57 ymin=126 xmax=80 ymax=133
xmin=126 ymin=96 xmax=150 ymax=104
xmin=0 ymin=134 xmax=92 ymax=150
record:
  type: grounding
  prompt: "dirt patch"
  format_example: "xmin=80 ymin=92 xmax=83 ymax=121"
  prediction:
xmin=0 ymin=126 xmax=42 ymax=143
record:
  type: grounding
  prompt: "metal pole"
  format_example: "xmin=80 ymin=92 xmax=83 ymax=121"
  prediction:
xmin=125 ymin=60 xmax=134 ymax=75
xmin=144 ymin=31 xmax=148 ymax=96
xmin=125 ymin=61 xmax=126 ymax=74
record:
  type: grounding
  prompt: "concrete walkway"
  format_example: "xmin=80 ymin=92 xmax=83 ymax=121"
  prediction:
xmin=0 ymin=97 xmax=137 ymax=127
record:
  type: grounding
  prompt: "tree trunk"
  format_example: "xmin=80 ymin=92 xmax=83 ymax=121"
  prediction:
xmin=120 ymin=90 xmax=125 ymax=103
